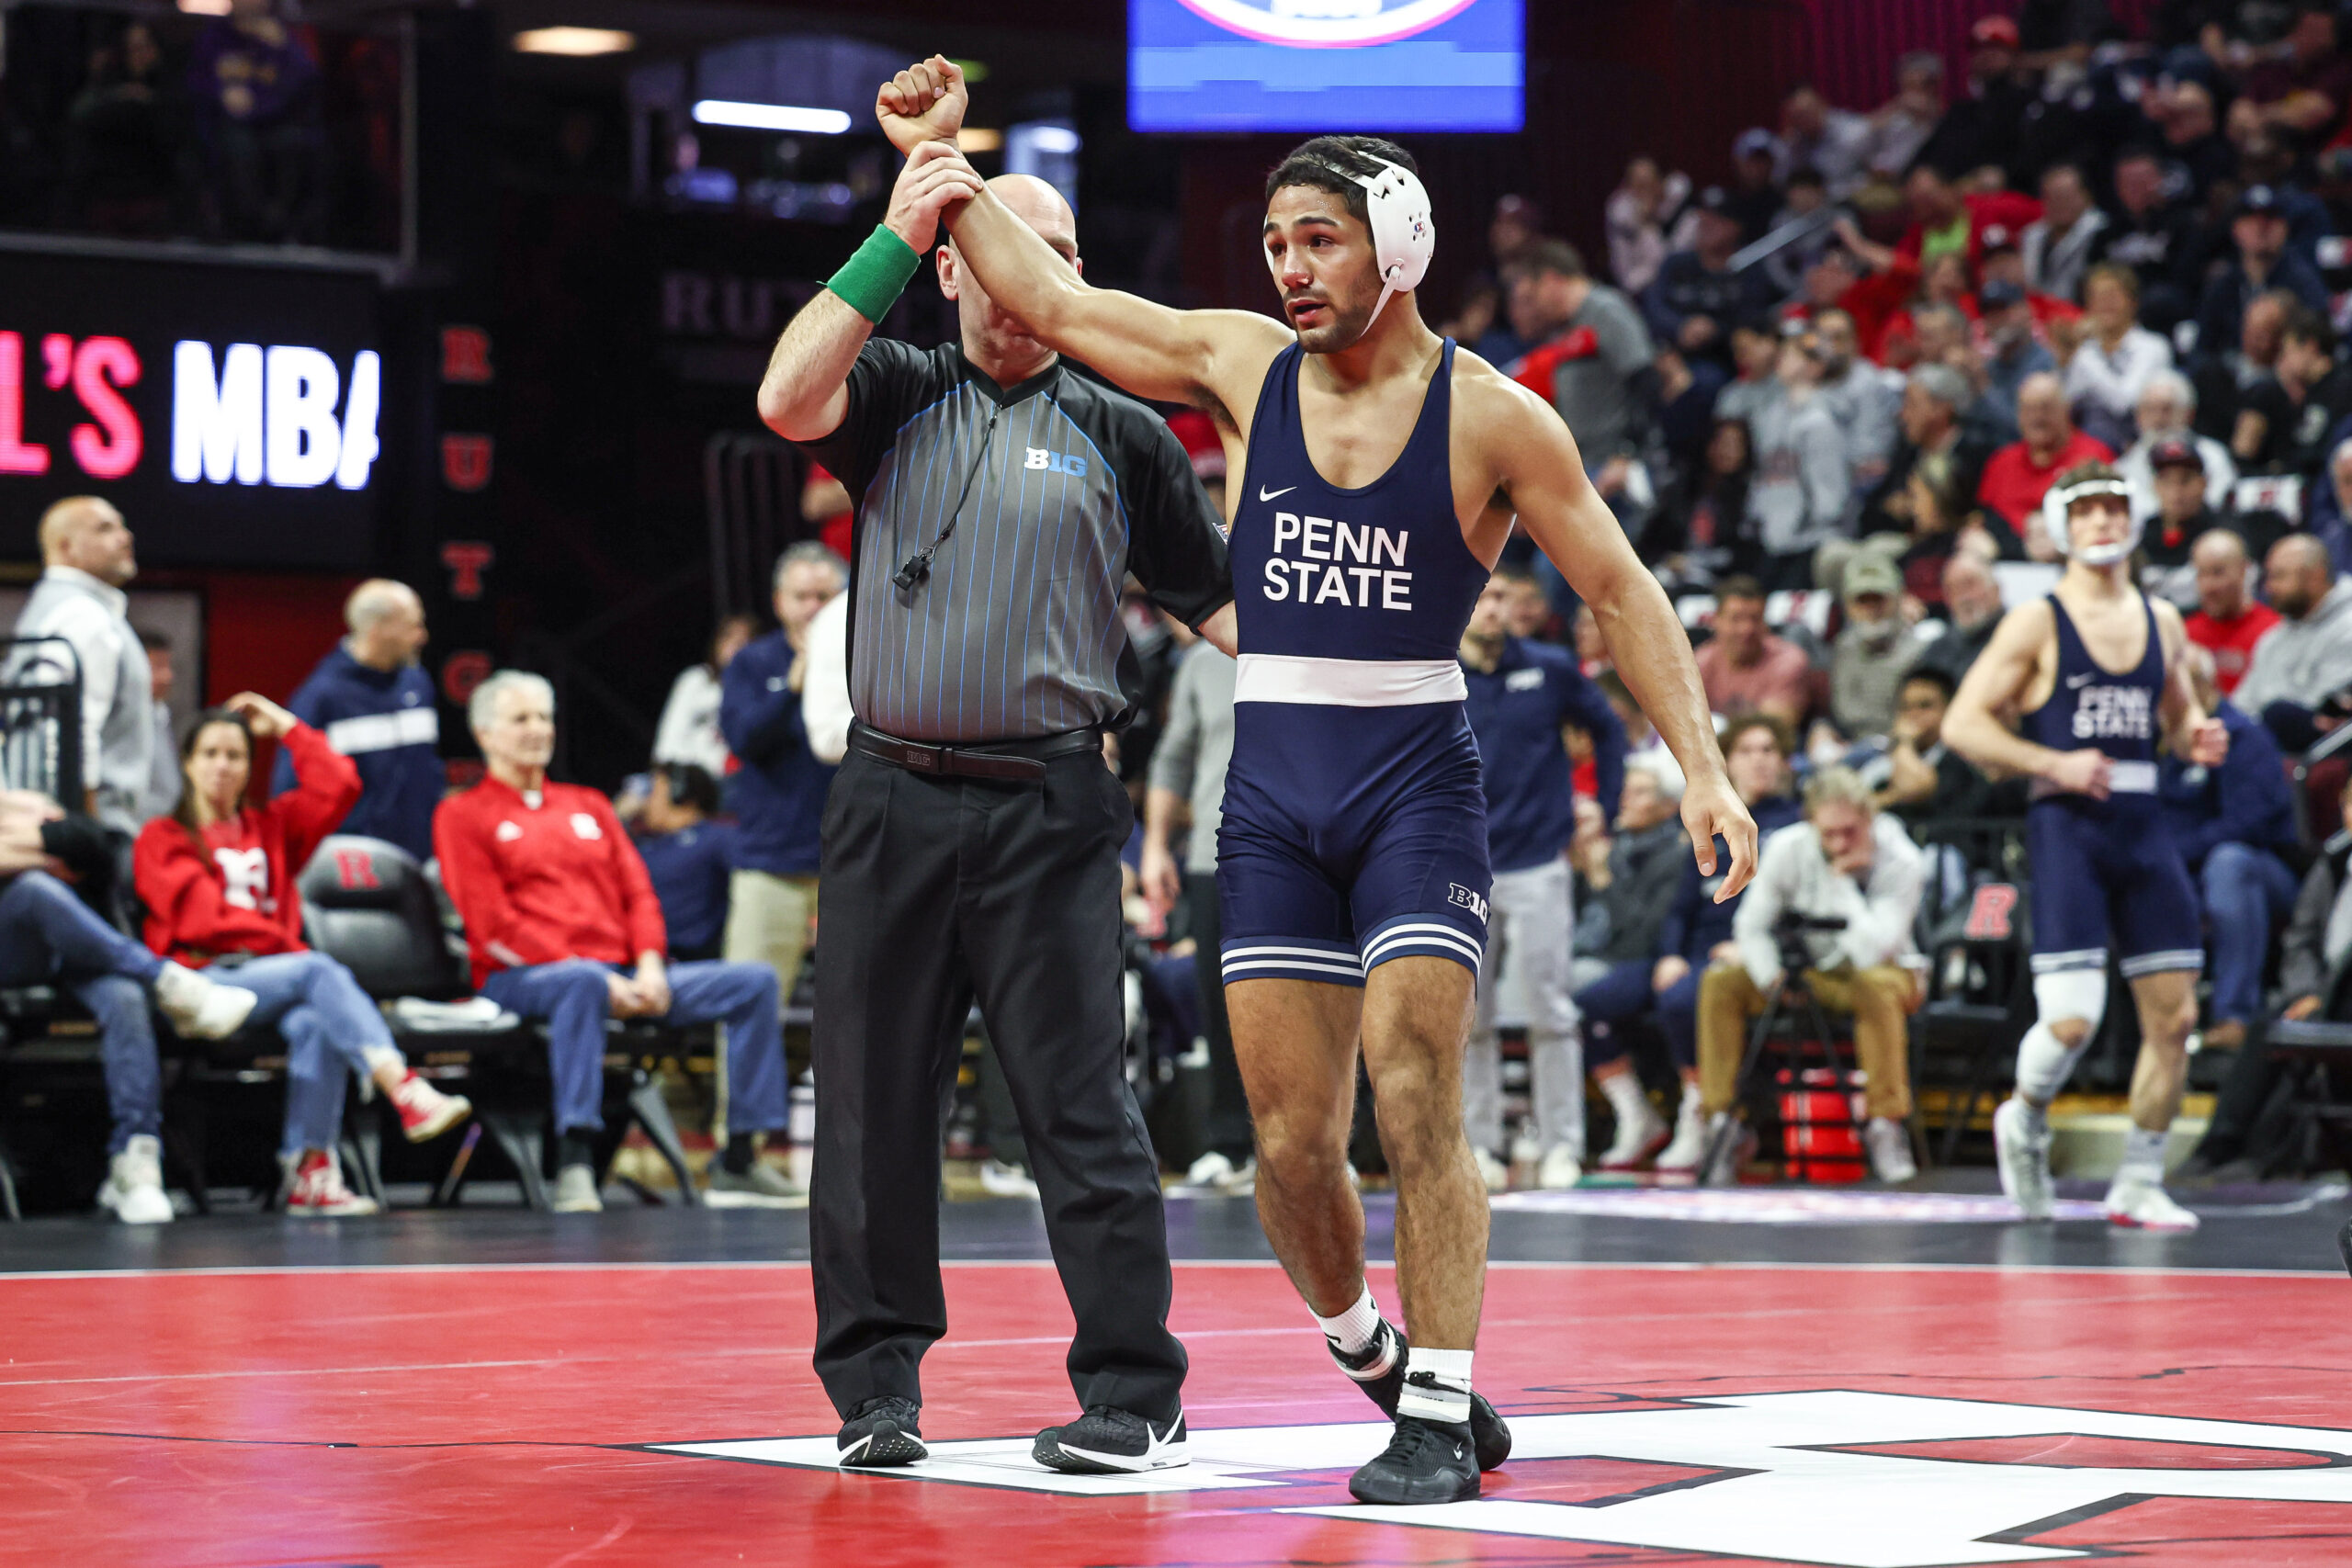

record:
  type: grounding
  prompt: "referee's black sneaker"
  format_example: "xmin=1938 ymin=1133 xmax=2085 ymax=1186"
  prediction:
xmin=836 ymin=1395 xmax=927 ymax=1468
xmin=1328 ymin=1318 xmax=1512 ymax=1471
xmin=1033 ymin=1405 xmax=1189 ymax=1473
xmin=1349 ymin=1414 xmax=1481 ymax=1505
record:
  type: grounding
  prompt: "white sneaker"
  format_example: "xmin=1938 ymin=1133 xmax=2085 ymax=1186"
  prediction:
xmin=979 ymin=1159 xmax=1040 ymax=1199
xmin=96 ymin=1133 xmax=173 ymax=1224
xmin=1535 ymin=1145 xmax=1582 ymax=1190
xmin=1216 ymin=1156 xmax=1256 ymax=1197
xmin=284 ymin=1150 xmax=379 ymax=1217
xmin=1473 ymin=1147 xmax=1510 ymax=1192
xmin=153 ymin=962 xmax=257 ymax=1040
xmin=1653 ymin=1097 xmax=1712 ymax=1174
xmin=1993 ymin=1098 xmax=2053 ymax=1221
xmin=2105 ymin=1178 xmax=2199 ymax=1232
xmin=1595 ymin=1095 xmax=1669 ymax=1170
xmin=1184 ymin=1151 xmax=1236 ymax=1187
xmin=552 ymin=1163 xmax=604 ymax=1213
xmin=1865 ymin=1117 xmax=1917 ymax=1185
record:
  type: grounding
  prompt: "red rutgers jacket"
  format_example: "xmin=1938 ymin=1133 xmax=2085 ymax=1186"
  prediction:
xmin=434 ymin=774 xmax=667 ymax=989
xmin=134 ymin=721 xmax=360 ymax=964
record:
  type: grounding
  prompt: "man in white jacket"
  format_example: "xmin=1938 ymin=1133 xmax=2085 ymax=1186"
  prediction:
xmin=13 ymin=498 xmax=151 ymax=834
xmin=1694 ymin=766 xmax=1924 ymax=1183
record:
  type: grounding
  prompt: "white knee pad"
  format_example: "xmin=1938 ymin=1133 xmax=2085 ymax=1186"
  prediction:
xmin=2018 ymin=968 xmax=2108 ymax=1102
xmin=2031 ymin=968 xmax=2108 ymax=1037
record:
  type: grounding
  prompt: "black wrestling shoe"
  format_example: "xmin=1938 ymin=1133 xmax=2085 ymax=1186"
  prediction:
xmin=1349 ymin=1414 xmax=1481 ymax=1505
xmin=1329 ymin=1318 xmax=1512 ymax=1472
xmin=1033 ymin=1405 xmax=1189 ymax=1473
xmin=836 ymin=1395 xmax=927 ymax=1468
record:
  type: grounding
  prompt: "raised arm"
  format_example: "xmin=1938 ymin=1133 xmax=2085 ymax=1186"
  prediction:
xmin=754 ymin=149 xmax=984 ymax=441
xmin=1476 ymin=372 xmax=1757 ymax=897
xmin=876 ymin=59 xmax=1284 ymax=412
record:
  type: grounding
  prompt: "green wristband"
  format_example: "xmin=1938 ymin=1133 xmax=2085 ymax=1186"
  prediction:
xmin=826 ymin=225 xmax=922 ymax=323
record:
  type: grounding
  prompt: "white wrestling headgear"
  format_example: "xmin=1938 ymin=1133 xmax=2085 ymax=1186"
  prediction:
xmin=2041 ymin=474 xmax=2138 ymax=566
xmin=1352 ymin=157 xmax=1434 ymax=328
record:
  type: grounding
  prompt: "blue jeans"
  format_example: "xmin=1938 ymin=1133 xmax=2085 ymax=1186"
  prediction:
xmin=480 ymin=959 xmax=785 ymax=1137
xmin=204 ymin=951 xmax=401 ymax=1156
xmin=1657 ymin=969 xmax=1700 ymax=1070
xmin=2201 ymin=842 xmax=2301 ymax=1027
xmin=0 ymin=870 xmax=164 ymax=1153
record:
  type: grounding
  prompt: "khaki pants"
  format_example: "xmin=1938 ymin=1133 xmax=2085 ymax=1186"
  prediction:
xmin=1698 ymin=963 xmax=1916 ymax=1122
xmin=718 ymin=871 xmax=818 ymax=1133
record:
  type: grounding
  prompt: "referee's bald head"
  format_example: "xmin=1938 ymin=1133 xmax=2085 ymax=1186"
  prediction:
xmin=939 ymin=174 xmax=1080 ymax=375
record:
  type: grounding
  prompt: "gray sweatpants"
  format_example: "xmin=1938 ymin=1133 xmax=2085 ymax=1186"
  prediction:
xmin=1462 ymin=856 xmax=1583 ymax=1158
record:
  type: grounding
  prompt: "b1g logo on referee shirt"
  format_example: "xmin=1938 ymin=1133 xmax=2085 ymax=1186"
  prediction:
xmin=1024 ymin=446 xmax=1088 ymax=478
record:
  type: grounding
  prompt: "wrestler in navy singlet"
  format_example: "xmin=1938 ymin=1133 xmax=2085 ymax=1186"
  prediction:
xmin=1216 ymin=337 xmax=1496 ymax=987
xmin=2021 ymin=592 xmax=2202 ymax=982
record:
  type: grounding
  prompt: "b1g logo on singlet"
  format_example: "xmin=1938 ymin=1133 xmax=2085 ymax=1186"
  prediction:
xmin=1260 ymin=510 xmax=1413 ymax=611
xmin=2068 ymin=680 xmax=2152 ymax=741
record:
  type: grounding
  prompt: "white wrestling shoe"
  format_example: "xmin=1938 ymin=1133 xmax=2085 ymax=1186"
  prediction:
xmin=2105 ymin=1178 xmax=2199 ymax=1232
xmin=1994 ymin=1098 xmax=2054 ymax=1220
xmin=153 ymin=962 xmax=257 ymax=1040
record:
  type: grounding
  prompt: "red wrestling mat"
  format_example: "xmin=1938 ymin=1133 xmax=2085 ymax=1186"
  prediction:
xmin=6 ymin=1259 xmax=2352 ymax=1566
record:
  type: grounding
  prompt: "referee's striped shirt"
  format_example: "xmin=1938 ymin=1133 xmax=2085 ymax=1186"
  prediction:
xmin=798 ymin=340 xmax=1233 ymax=744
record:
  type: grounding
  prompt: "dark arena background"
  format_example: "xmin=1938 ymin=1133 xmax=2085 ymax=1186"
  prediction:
xmin=9 ymin=1 xmax=2352 ymax=1563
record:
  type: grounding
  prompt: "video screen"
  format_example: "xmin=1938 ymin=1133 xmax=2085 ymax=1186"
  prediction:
xmin=1128 ymin=0 xmax=1525 ymax=134
xmin=0 ymin=253 xmax=384 ymax=570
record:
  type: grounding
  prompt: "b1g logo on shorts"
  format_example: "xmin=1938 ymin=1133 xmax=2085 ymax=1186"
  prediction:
xmin=1179 ymin=0 xmax=1482 ymax=48
xmin=1447 ymin=883 xmax=1489 ymax=922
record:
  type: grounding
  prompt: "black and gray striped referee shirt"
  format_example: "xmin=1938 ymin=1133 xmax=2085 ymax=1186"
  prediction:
xmin=798 ymin=340 xmax=1233 ymax=744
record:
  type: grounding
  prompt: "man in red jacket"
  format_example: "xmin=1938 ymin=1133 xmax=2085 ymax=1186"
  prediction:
xmin=435 ymin=671 xmax=793 ymax=1213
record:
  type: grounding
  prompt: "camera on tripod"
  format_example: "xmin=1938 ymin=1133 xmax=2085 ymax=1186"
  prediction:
xmin=1771 ymin=908 xmax=1848 ymax=981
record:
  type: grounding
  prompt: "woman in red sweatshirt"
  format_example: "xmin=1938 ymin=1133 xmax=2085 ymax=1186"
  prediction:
xmin=133 ymin=693 xmax=470 ymax=1215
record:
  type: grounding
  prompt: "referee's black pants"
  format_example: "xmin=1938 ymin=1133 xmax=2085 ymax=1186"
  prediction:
xmin=809 ymin=744 xmax=1188 ymax=1423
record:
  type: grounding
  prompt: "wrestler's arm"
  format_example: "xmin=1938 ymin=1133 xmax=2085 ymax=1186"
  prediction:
xmin=878 ymin=59 xmax=1285 ymax=413
xmin=1473 ymin=371 xmax=1758 ymax=898
xmin=939 ymin=149 xmax=1285 ymax=410
xmin=1944 ymin=601 xmax=2078 ymax=783
xmin=2154 ymin=600 xmax=2229 ymax=763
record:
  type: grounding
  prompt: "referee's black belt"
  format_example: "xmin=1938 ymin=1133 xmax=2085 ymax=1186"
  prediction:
xmin=851 ymin=722 xmax=1102 ymax=781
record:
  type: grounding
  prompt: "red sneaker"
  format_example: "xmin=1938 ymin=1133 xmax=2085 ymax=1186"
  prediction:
xmin=285 ymin=1151 xmax=379 ymax=1217
xmin=390 ymin=1070 xmax=472 ymax=1143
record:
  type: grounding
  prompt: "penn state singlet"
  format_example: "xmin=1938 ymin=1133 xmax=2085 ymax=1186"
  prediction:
xmin=1215 ymin=337 xmax=1498 ymax=987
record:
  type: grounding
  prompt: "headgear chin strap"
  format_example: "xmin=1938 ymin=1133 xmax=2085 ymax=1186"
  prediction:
xmin=2041 ymin=476 xmax=2139 ymax=566
xmin=1352 ymin=158 xmax=1434 ymax=329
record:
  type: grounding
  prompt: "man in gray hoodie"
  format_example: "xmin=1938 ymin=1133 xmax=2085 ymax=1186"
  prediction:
xmin=13 ymin=498 xmax=152 ymax=834
xmin=1742 ymin=330 xmax=1850 ymax=591
xmin=2236 ymin=533 xmax=2352 ymax=751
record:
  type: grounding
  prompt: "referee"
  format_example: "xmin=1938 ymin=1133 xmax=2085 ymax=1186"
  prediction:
xmin=758 ymin=156 xmax=1237 ymax=1474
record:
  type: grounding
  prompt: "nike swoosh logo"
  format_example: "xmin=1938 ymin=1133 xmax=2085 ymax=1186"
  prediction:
xmin=2066 ymin=671 xmax=2096 ymax=688
xmin=1258 ymin=485 xmax=1296 ymax=502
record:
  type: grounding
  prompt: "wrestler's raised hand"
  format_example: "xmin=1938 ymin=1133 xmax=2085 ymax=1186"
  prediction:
xmin=877 ymin=54 xmax=967 ymax=155
xmin=1682 ymin=773 xmax=1758 ymax=902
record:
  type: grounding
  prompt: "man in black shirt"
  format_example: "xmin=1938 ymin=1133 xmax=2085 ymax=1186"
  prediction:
xmin=2144 ymin=435 xmax=2224 ymax=570
xmin=758 ymin=155 xmax=1237 ymax=1472
xmin=2233 ymin=304 xmax=2352 ymax=477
